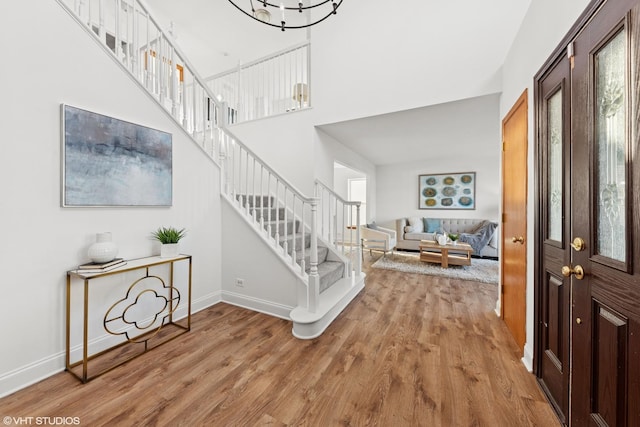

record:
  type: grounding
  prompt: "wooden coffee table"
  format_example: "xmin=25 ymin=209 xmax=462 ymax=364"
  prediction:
xmin=419 ymin=240 xmax=473 ymax=268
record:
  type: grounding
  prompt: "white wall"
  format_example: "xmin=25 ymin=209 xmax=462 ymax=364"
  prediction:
xmin=0 ymin=0 xmax=221 ymax=397
xmin=314 ymin=129 xmax=377 ymax=222
xmin=500 ymin=0 xmax=591 ymax=369
xmin=333 ymin=166 xmax=365 ymax=201
xmin=374 ymin=96 xmax=501 ymax=230
xmin=228 ymin=110 xmax=317 ymax=195
xmin=310 ymin=0 xmax=528 ymax=126
xmin=220 ymin=202 xmax=299 ymax=318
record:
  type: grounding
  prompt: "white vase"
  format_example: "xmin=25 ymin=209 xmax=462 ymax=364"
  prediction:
xmin=87 ymin=232 xmax=118 ymax=263
xmin=160 ymin=243 xmax=179 ymax=258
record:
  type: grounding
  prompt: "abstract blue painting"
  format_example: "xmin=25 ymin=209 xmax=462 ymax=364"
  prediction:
xmin=62 ymin=105 xmax=172 ymax=207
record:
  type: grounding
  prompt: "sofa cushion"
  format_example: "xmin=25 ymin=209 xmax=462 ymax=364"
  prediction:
xmin=423 ymin=218 xmax=442 ymax=233
xmin=405 ymin=232 xmax=435 ymax=241
xmin=406 ymin=216 xmax=423 ymax=233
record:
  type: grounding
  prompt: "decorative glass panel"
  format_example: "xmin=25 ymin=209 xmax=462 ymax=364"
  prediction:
xmin=548 ymin=90 xmax=563 ymax=242
xmin=595 ymin=30 xmax=626 ymax=262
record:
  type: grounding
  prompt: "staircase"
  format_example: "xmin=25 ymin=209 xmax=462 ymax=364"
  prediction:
xmin=239 ymin=195 xmax=345 ymax=293
xmin=55 ymin=0 xmax=365 ymax=338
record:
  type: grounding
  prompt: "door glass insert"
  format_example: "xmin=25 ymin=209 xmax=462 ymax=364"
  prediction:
xmin=548 ymin=90 xmax=563 ymax=242
xmin=595 ymin=29 xmax=627 ymax=262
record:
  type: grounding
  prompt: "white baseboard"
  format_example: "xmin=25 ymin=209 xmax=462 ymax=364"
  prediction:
xmin=521 ymin=342 xmax=534 ymax=371
xmin=221 ymin=290 xmax=293 ymax=320
xmin=0 ymin=353 xmax=66 ymax=400
xmin=0 ymin=291 xmax=222 ymax=399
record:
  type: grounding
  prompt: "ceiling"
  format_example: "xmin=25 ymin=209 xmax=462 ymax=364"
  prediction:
xmin=145 ymin=1 xmax=532 ymax=165
xmin=319 ymin=93 xmax=501 ymax=166
xmin=146 ymin=0 xmax=307 ymax=77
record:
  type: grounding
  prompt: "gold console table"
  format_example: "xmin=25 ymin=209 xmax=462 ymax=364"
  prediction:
xmin=66 ymin=255 xmax=192 ymax=383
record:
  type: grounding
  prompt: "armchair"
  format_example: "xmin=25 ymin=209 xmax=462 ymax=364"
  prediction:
xmin=360 ymin=224 xmax=397 ymax=257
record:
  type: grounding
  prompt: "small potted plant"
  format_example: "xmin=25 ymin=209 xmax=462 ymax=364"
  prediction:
xmin=151 ymin=226 xmax=186 ymax=258
xmin=448 ymin=233 xmax=460 ymax=245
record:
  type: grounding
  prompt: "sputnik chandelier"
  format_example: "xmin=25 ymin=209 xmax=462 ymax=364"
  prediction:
xmin=228 ymin=0 xmax=343 ymax=31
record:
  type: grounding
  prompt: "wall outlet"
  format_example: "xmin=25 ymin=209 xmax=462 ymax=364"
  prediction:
xmin=235 ymin=278 xmax=244 ymax=287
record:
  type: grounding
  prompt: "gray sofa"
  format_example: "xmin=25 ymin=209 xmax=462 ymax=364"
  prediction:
xmin=396 ymin=217 xmax=499 ymax=258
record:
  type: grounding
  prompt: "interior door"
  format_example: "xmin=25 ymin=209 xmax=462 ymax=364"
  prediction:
xmin=501 ymin=90 xmax=528 ymax=355
xmin=570 ymin=0 xmax=640 ymax=424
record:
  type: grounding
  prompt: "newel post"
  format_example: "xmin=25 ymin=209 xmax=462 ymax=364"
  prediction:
xmin=309 ymin=197 xmax=320 ymax=313
xmin=354 ymin=203 xmax=362 ymax=276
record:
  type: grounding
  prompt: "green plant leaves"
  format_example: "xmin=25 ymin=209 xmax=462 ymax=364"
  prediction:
xmin=151 ymin=226 xmax=186 ymax=244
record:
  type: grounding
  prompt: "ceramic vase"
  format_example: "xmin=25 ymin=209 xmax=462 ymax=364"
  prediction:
xmin=160 ymin=243 xmax=179 ymax=258
xmin=87 ymin=232 xmax=118 ymax=263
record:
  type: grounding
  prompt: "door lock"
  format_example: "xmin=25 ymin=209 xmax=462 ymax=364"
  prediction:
xmin=561 ymin=264 xmax=585 ymax=280
xmin=576 ymin=318 xmax=582 ymax=325
xmin=570 ymin=237 xmax=586 ymax=252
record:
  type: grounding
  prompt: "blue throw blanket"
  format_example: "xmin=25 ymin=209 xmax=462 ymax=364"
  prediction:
xmin=459 ymin=221 xmax=497 ymax=256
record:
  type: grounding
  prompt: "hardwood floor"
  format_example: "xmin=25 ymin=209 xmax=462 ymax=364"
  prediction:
xmin=0 ymin=256 xmax=559 ymax=426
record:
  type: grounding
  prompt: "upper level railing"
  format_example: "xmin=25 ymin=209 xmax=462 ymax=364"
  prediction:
xmin=55 ymin=0 xmax=337 ymax=313
xmin=315 ymin=180 xmax=362 ymax=276
xmin=206 ymin=41 xmax=311 ymax=124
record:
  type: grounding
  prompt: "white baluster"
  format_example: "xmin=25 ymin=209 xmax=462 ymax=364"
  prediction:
xmin=145 ymin=12 xmax=150 ymax=89
xmin=267 ymin=174 xmax=273 ymax=238
xmin=274 ymin=181 xmax=281 ymax=250
xmin=191 ymin=76 xmax=196 ymax=136
xmin=115 ymin=0 xmax=121 ymax=60
xmin=283 ymin=188 xmax=288 ymax=256
xmin=301 ymin=201 xmax=306 ymax=275
xmin=252 ymin=157 xmax=257 ymax=222
xmin=171 ymin=48 xmax=178 ymax=118
xmin=291 ymin=195 xmax=296 ymax=267
xmin=158 ymin=35 xmax=164 ymax=104
xmin=354 ymin=203 xmax=362 ymax=276
xmin=244 ymin=151 xmax=250 ymax=214
xmin=259 ymin=165 xmax=265 ymax=230
xmin=309 ymin=199 xmax=319 ymax=313
xmin=231 ymin=138 xmax=236 ymax=200
xmin=98 ymin=0 xmax=105 ymax=42
xmin=306 ymin=43 xmax=312 ymax=107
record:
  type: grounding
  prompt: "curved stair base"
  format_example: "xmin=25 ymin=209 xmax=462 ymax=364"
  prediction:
xmin=290 ymin=273 xmax=366 ymax=339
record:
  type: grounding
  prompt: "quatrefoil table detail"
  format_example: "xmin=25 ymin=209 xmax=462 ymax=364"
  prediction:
xmin=66 ymin=255 xmax=192 ymax=383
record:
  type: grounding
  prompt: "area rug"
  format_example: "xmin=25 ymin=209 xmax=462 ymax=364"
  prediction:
xmin=371 ymin=252 xmax=498 ymax=284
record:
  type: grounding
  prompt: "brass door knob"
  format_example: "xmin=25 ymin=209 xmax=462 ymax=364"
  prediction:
xmin=576 ymin=318 xmax=582 ymax=324
xmin=561 ymin=264 xmax=585 ymax=280
xmin=512 ymin=236 xmax=525 ymax=244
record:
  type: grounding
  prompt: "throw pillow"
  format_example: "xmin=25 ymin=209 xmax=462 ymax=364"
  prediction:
xmin=423 ymin=218 xmax=442 ymax=233
xmin=366 ymin=222 xmax=378 ymax=230
xmin=406 ymin=217 xmax=424 ymax=233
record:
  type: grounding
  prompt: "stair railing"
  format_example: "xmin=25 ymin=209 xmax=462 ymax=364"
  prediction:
xmin=57 ymin=0 xmax=224 ymax=160
xmin=206 ymin=41 xmax=311 ymax=124
xmin=56 ymin=0 xmax=322 ymax=313
xmin=220 ymin=130 xmax=321 ymax=312
xmin=315 ymin=180 xmax=362 ymax=276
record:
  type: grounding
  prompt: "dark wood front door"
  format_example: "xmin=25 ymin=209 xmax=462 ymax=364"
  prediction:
xmin=537 ymin=52 xmax=571 ymax=424
xmin=536 ymin=0 xmax=640 ymax=425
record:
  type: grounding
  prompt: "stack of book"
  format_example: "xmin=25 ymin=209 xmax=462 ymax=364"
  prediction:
xmin=75 ymin=258 xmax=127 ymax=274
